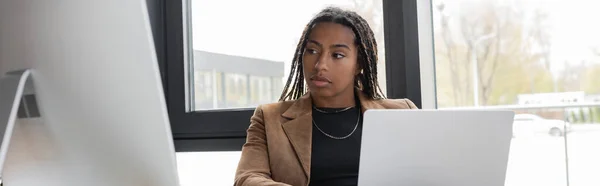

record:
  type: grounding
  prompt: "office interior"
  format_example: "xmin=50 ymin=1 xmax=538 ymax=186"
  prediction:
xmin=1 ymin=0 xmax=599 ymax=185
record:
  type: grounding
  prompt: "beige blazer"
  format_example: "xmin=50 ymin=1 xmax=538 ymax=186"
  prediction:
xmin=234 ymin=91 xmax=418 ymax=186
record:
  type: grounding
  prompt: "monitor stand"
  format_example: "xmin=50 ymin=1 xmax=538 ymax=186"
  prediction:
xmin=0 ymin=70 xmax=34 ymax=184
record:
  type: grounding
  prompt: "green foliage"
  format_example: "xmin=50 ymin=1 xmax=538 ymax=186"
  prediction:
xmin=569 ymin=111 xmax=578 ymax=123
xmin=582 ymin=64 xmax=600 ymax=94
xmin=592 ymin=107 xmax=600 ymax=124
xmin=579 ymin=109 xmax=587 ymax=123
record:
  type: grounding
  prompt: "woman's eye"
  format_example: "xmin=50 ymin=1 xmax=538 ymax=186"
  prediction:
xmin=306 ymin=49 xmax=318 ymax=55
xmin=333 ymin=53 xmax=345 ymax=59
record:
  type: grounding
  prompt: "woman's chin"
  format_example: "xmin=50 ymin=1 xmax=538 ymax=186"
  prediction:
xmin=309 ymin=89 xmax=336 ymax=98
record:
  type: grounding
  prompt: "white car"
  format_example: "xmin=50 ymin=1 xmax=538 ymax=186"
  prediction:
xmin=513 ymin=114 xmax=571 ymax=137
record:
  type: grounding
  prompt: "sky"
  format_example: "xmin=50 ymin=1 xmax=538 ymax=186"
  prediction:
xmin=543 ymin=0 xmax=600 ymax=66
xmin=189 ymin=0 xmax=600 ymax=78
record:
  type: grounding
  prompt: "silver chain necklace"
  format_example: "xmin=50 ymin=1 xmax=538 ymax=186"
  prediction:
xmin=312 ymin=107 xmax=361 ymax=140
xmin=313 ymin=106 xmax=354 ymax=114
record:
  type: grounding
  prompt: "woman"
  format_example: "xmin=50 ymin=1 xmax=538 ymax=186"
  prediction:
xmin=235 ymin=7 xmax=417 ymax=186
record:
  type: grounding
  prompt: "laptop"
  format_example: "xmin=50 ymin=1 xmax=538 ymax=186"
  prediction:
xmin=358 ymin=110 xmax=514 ymax=186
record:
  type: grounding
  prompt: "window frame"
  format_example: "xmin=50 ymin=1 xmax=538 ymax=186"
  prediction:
xmin=149 ymin=0 xmax=423 ymax=152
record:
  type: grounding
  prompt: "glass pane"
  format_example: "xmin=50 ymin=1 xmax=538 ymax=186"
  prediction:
xmin=505 ymin=110 xmax=567 ymax=186
xmin=188 ymin=0 xmax=386 ymax=110
xmin=567 ymin=106 xmax=600 ymax=186
xmin=431 ymin=0 xmax=600 ymax=185
xmin=177 ymin=152 xmax=241 ymax=186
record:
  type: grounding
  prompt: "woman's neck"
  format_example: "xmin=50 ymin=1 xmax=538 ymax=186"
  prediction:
xmin=311 ymin=91 xmax=356 ymax=108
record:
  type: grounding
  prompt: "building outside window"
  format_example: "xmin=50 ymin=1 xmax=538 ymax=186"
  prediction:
xmin=192 ymin=50 xmax=284 ymax=110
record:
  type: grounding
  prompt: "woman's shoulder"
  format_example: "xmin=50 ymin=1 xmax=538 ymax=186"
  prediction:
xmin=375 ymin=98 xmax=419 ymax=109
xmin=254 ymin=100 xmax=297 ymax=116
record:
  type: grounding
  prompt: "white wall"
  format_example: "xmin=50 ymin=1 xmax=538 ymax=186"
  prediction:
xmin=0 ymin=0 xmax=179 ymax=185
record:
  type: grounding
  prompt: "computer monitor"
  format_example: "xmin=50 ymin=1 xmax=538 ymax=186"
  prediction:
xmin=0 ymin=0 xmax=179 ymax=185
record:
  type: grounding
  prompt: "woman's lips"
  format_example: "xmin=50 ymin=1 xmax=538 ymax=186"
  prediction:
xmin=310 ymin=75 xmax=331 ymax=88
xmin=311 ymin=79 xmax=330 ymax=87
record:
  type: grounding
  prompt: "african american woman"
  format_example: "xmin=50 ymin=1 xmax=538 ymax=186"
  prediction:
xmin=234 ymin=7 xmax=418 ymax=186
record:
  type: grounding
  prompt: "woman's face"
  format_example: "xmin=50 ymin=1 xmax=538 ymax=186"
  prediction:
xmin=302 ymin=22 xmax=359 ymax=99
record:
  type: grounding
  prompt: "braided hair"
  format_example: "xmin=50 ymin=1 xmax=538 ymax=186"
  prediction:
xmin=279 ymin=7 xmax=385 ymax=101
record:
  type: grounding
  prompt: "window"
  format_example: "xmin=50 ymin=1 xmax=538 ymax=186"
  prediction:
xmin=193 ymin=70 xmax=214 ymax=109
xmin=223 ymin=73 xmax=249 ymax=108
xmin=249 ymin=76 xmax=274 ymax=106
xmin=427 ymin=0 xmax=600 ymax=185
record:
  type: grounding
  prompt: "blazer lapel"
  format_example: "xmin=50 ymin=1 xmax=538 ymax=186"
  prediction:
xmin=279 ymin=90 xmax=384 ymax=180
xmin=281 ymin=93 xmax=313 ymax=179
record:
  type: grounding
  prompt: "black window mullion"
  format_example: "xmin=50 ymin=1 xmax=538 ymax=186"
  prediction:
xmin=383 ymin=0 xmax=423 ymax=108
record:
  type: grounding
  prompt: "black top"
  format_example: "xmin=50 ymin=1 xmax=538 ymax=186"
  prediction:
xmin=309 ymin=104 xmax=363 ymax=186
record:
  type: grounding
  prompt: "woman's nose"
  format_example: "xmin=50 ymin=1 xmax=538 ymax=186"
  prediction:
xmin=314 ymin=53 xmax=329 ymax=71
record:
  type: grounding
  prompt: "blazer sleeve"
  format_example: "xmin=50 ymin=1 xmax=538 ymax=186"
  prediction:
xmin=234 ymin=105 xmax=291 ymax=186
xmin=405 ymin=98 xmax=419 ymax=109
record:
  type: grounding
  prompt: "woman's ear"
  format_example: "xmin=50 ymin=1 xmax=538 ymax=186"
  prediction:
xmin=354 ymin=75 xmax=364 ymax=90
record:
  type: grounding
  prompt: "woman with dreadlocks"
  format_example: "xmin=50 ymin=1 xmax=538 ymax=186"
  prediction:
xmin=235 ymin=7 xmax=417 ymax=186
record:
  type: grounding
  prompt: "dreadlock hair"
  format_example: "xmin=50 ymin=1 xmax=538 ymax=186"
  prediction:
xmin=278 ymin=7 xmax=386 ymax=101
